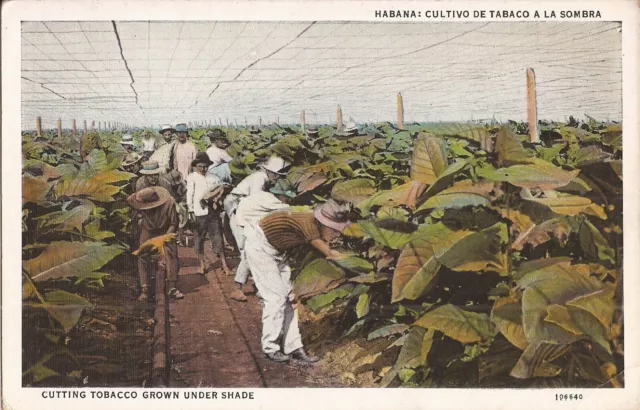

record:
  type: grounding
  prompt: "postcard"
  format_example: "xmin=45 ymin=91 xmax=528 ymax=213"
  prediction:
xmin=3 ymin=1 xmax=639 ymax=409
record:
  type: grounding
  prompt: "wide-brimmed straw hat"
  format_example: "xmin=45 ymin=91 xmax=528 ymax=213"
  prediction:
xmin=127 ymin=187 xmax=171 ymax=210
xmin=191 ymin=151 xmax=213 ymax=167
xmin=175 ymin=123 xmax=188 ymax=133
xmin=269 ymin=179 xmax=296 ymax=198
xmin=139 ymin=160 xmax=163 ymax=175
xmin=314 ymin=199 xmax=351 ymax=232
xmin=306 ymin=126 xmax=319 ymax=135
xmin=159 ymin=124 xmax=175 ymax=133
xmin=121 ymin=134 xmax=135 ymax=145
xmin=260 ymin=156 xmax=290 ymax=175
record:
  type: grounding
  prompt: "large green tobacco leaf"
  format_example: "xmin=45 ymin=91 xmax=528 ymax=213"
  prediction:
xmin=476 ymin=159 xmax=579 ymax=190
xmin=23 ymin=175 xmax=53 ymax=205
xmin=306 ymin=284 xmax=353 ymax=312
xmin=573 ymin=146 xmax=613 ymax=167
xmin=392 ymin=223 xmax=472 ymax=302
xmin=544 ymin=305 xmax=610 ymax=353
xmin=422 ymin=123 xmax=493 ymax=150
xmin=358 ymin=181 xmax=427 ymax=214
xmin=35 ymin=204 xmax=93 ymax=234
xmin=411 ymin=132 xmax=448 ymax=185
xmin=395 ymin=327 xmax=435 ymax=370
xmin=520 ymin=189 xmax=607 ymax=220
xmin=494 ymin=127 xmax=535 ymax=166
xmin=331 ymin=178 xmax=376 ymax=204
xmin=24 ymin=241 xmax=123 ymax=282
xmin=54 ymin=179 xmax=121 ymax=202
xmin=367 ymin=324 xmax=410 ymax=341
xmin=293 ymin=258 xmax=346 ymax=299
xmin=22 ymin=353 xmax=59 ymax=383
xmin=579 ymin=220 xmax=616 ymax=264
xmin=513 ymin=257 xmax=572 ymax=281
xmin=510 ymin=342 xmax=569 ymax=379
xmin=358 ymin=219 xmax=419 ymax=250
xmin=566 ymin=287 xmax=614 ymax=329
xmin=37 ymin=290 xmax=92 ymax=333
xmin=84 ymin=220 xmax=115 ymax=240
xmin=518 ymin=260 xmax=609 ymax=350
xmin=437 ymin=223 xmax=509 ymax=275
xmin=417 ymin=180 xmax=498 ymax=211
xmin=511 ymin=217 xmax=572 ymax=251
xmin=330 ymin=255 xmax=374 ymax=274
xmin=414 ymin=304 xmax=497 ymax=343
xmin=491 ymin=296 xmax=528 ymax=350
xmin=89 ymin=169 xmax=136 ymax=184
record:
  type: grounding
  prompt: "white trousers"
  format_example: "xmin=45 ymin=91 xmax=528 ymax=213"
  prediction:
xmin=245 ymin=225 xmax=303 ymax=355
xmin=229 ymin=212 xmax=251 ymax=284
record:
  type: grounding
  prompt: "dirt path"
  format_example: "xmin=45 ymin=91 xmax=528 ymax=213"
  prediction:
xmin=168 ymin=244 xmax=321 ymax=387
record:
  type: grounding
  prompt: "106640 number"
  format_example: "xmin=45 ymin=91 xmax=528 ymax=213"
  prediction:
xmin=556 ymin=394 xmax=584 ymax=401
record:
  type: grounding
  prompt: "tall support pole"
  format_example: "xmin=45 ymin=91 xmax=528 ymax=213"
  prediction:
xmin=226 ymin=118 xmax=229 ymax=127
xmin=300 ymin=110 xmax=306 ymax=133
xmin=91 ymin=120 xmax=95 ymax=130
xmin=72 ymin=119 xmax=77 ymax=137
xmin=244 ymin=117 xmax=247 ymax=127
xmin=397 ymin=92 xmax=404 ymax=130
xmin=56 ymin=119 xmax=62 ymax=138
xmin=259 ymin=116 xmax=262 ymax=127
xmin=276 ymin=114 xmax=279 ymax=125
xmin=336 ymin=105 xmax=343 ymax=133
xmin=83 ymin=120 xmax=87 ymax=135
xmin=36 ymin=116 xmax=42 ymax=137
xmin=219 ymin=117 xmax=222 ymax=127
xmin=526 ymin=68 xmax=539 ymax=143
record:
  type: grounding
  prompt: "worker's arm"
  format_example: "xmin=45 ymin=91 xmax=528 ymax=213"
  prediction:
xmin=310 ymin=238 xmax=344 ymax=259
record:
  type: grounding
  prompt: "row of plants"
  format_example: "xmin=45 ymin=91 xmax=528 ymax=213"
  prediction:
xmin=22 ymin=117 xmax=623 ymax=387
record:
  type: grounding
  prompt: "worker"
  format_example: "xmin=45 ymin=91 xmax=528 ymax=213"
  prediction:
xmin=186 ymin=152 xmax=232 ymax=275
xmin=127 ymin=187 xmax=184 ymax=301
xmin=150 ymin=124 xmax=176 ymax=171
xmin=223 ymin=156 xmax=290 ymax=276
xmin=244 ymin=199 xmax=350 ymax=363
xmin=140 ymin=130 xmax=157 ymax=161
xmin=229 ymin=179 xmax=296 ymax=302
xmin=205 ymin=129 xmax=233 ymax=182
xmin=172 ymin=123 xmax=197 ymax=180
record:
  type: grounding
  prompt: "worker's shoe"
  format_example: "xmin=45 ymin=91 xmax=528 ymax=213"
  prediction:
xmin=197 ymin=254 xmax=206 ymax=274
xmin=138 ymin=286 xmax=149 ymax=302
xmin=263 ymin=351 xmax=290 ymax=363
xmin=290 ymin=348 xmax=319 ymax=363
xmin=229 ymin=289 xmax=248 ymax=302
xmin=168 ymin=288 xmax=185 ymax=300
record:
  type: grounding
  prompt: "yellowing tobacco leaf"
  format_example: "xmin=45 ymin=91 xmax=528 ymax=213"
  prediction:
xmin=411 ymin=132 xmax=448 ymax=185
xmin=132 ymin=233 xmax=177 ymax=256
xmin=23 ymin=175 xmax=52 ymax=205
xmin=491 ymin=296 xmax=529 ymax=350
xmin=54 ymin=179 xmax=121 ymax=202
xmin=414 ymin=304 xmax=497 ymax=344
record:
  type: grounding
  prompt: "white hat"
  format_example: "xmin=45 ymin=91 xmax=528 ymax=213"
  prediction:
xmin=121 ymin=134 xmax=134 ymax=145
xmin=159 ymin=124 xmax=174 ymax=133
xmin=260 ymin=156 xmax=290 ymax=175
xmin=343 ymin=119 xmax=358 ymax=133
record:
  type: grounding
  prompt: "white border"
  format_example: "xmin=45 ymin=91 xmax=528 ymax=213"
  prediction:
xmin=3 ymin=1 xmax=639 ymax=410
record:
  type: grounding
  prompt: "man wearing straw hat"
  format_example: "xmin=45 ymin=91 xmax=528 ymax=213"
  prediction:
xmin=140 ymin=130 xmax=157 ymax=161
xmin=172 ymin=123 xmax=197 ymax=181
xmin=120 ymin=134 xmax=142 ymax=175
xmin=223 ymin=156 xmax=290 ymax=275
xmin=127 ymin=187 xmax=184 ymax=301
xmin=228 ymin=179 xmax=297 ymax=302
xmin=187 ymin=152 xmax=232 ymax=275
xmin=341 ymin=118 xmax=359 ymax=137
xmin=305 ymin=125 xmax=319 ymax=139
xmin=244 ymin=199 xmax=350 ymax=363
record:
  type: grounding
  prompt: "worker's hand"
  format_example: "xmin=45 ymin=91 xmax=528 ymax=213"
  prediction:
xmin=326 ymin=250 xmax=347 ymax=261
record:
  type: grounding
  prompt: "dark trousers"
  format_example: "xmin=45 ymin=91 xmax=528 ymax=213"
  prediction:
xmin=195 ymin=211 xmax=224 ymax=255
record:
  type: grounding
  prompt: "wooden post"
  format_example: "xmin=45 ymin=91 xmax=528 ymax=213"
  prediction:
xmin=276 ymin=115 xmax=279 ymax=125
xmin=234 ymin=118 xmax=238 ymax=127
xmin=259 ymin=117 xmax=262 ymax=126
xmin=226 ymin=118 xmax=229 ymax=127
xmin=219 ymin=117 xmax=222 ymax=126
xmin=526 ymin=68 xmax=539 ymax=143
xmin=83 ymin=120 xmax=87 ymax=135
xmin=91 ymin=120 xmax=95 ymax=130
xmin=36 ymin=116 xmax=42 ymax=137
xmin=300 ymin=110 xmax=306 ymax=133
xmin=72 ymin=119 xmax=77 ymax=137
xmin=336 ymin=106 xmax=343 ymax=132
xmin=244 ymin=117 xmax=247 ymax=127
xmin=397 ymin=92 xmax=404 ymax=130
xmin=56 ymin=119 xmax=62 ymax=138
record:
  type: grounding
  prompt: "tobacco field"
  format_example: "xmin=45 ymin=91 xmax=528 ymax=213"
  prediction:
xmin=22 ymin=118 xmax=624 ymax=387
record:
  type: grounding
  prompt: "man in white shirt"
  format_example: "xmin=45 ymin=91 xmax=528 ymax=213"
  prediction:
xmin=205 ymin=130 xmax=233 ymax=183
xmin=150 ymin=124 xmax=175 ymax=172
xmin=222 ymin=156 xmax=290 ymax=283
xmin=229 ymin=179 xmax=296 ymax=301
xmin=141 ymin=130 xmax=157 ymax=160
xmin=186 ymin=152 xmax=232 ymax=275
